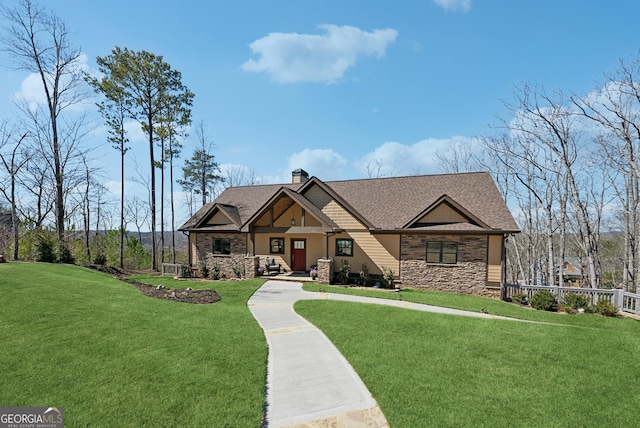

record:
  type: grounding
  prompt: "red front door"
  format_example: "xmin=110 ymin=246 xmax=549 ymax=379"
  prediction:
xmin=291 ymin=239 xmax=306 ymax=272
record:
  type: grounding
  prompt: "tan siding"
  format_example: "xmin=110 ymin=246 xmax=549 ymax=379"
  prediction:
xmin=331 ymin=232 xmax=399 ymax=275
xmin=190 ymin=234 xmax=197 ymax=265
xmin=419 ymin=203 xmax=467 ymax=224
xmin=304 ymin=185 xmax=363 ymax=229
xmin=255 ymin=233 xmax=324 ymax=271
xmin=207 ymin=210 xmax=232 ymax=225
xmin=487 ymin=235 xmax=503 ymax=285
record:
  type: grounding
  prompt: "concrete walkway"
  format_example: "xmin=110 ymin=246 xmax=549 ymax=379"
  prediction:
xmin=248 ymin=281 xmax=519 ymax=427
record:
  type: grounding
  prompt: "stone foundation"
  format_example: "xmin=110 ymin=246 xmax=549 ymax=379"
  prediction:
xmin=400 ymin=233 xmax=497 ymax=297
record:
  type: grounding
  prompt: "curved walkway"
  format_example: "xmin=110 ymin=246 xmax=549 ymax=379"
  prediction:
xmin=248 ymin=281 xmax=520 ymax=427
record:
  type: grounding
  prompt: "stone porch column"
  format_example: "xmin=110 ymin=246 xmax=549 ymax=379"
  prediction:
xmin=245 ymin=255 xmax=260 ymax=279
xmin=317 ymin=258 xmax=334 ymax=284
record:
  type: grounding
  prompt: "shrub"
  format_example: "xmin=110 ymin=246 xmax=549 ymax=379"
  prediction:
xmin=93 ymin=254 xmax=107 ymax=265
xmin=382 ymin=266 xmax=395 ymax=289
xmin=209 ymin=260 xmax=221 ymax=280
xmin=179 ymin=264 xmax=191 ymax=278
xmin=560 ymin=292 xmax=590 ymax=313
xmin=587 ymin=299 xmax=619 ymax=317
xmin=232 ymin=258 xmax=245 ymax=278
xmin=58 ymin=243 xmax=75 ymax=264
xmin=199 ymin=261 xmax=210 ymax=279
xmin=338 ymin=259 xmax=351 ymax=285
xmin=511 ymin=292 xmax=528 ymax=305
xmin=359 ymin=263 xmax=371 ymax=286
xmin=530 ymin=289 xmax=557 ymax=311
xmin=34 ymin=232 xmax=56 ymax=263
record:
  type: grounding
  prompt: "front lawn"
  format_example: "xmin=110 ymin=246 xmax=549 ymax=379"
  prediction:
xmin=295 ymin=297 xmax=640 ymax=427
xmin=0 ymin=263 xmax=266 ymax=427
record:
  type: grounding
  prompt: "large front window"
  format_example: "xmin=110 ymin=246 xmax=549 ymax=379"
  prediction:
xmin=213 ymin=238 xmax=231 ymax=255
xmin=336 ymin=239 xmax=354 ymax=257
xmin=426 ymin=241 xmax=457 ymax=264
xmin=270 ymin=237 xmax=284 ymax=254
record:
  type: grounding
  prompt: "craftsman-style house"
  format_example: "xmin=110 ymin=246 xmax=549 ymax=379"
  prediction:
xmin=179 ymin=169 xmax=519 ymax=297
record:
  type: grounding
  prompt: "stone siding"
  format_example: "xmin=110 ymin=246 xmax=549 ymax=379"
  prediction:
xmin=194 ymin=232 xmax=247 ymax=279
xmin=401 ymin=234 xmax=498 ymax=297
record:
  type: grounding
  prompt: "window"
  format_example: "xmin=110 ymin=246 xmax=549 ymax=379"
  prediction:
xmin=426 ymin=241 xmax=458 ymax=264
xmin=270 ymin=238 xmax=284 ymax=254
xmin=335 ymin=239 xmax=354 ymax=256
xmin=213 ymin=238 xmax=231 ymax=255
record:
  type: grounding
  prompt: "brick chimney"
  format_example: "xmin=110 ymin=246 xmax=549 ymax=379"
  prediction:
xmin=292 ymin=168 xmax=309 ymax=184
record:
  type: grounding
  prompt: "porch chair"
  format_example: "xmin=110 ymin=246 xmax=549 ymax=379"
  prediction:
xmin=264 ymin=257 xmax=281 ymax=275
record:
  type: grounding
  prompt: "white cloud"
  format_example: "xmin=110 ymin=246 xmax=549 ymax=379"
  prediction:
xmin=241 ymin=24 xmax=398 ymax=84
xmin=14 ymin=53 xmax=93 ymax=112
xmin=355 ymin=136 xmax=479 ymax=177
xmin=124 ymin=120 xmax=147 ymax=143
xmin=288 ymin=148 xmax=347 ymax=180
xmin=432 ymin=0 xmax=471 ymax=12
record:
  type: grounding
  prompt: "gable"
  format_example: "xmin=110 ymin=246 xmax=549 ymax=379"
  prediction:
xmin=417 ymin=202 xmax=468 ymax=225
xmin=206 ymin=210 xmax=235 ymax=226
xmin=303 ymin=183 xmax=366 ymax=230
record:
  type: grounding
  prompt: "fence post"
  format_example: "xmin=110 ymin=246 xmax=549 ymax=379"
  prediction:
xmin=612 ymin=287 xmax=624 ymax=309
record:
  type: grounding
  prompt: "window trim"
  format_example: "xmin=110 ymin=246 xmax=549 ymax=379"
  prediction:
xmin=270 ymin=237 xmax=285 ymax=254
xmin=335 ymin=238 xmax=354 ymax=257
xmin=426 ymin=241 xmax=458 ymax=264
xmin=213 ymin=237 xmax=231 ymax=255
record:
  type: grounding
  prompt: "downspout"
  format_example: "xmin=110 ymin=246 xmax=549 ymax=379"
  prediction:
xmin=501 ymin=234 xmax=508 ymax=299
xmin=182 ymin=230 xmax=191 ymax=267
xmin=324 ymin=231 xmax=336 ymax=259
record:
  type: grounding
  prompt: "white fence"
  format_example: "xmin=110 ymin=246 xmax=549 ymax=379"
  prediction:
xmin=503 ymin=284 xmax=640 ymax=316
xmin=161 ymin=263 xmax=180 ymax=276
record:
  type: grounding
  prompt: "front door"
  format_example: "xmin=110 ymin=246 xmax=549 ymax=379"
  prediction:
xmin=291 ymin=239 xmax=306 ymax=272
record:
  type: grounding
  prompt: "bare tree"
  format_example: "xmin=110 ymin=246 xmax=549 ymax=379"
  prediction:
xmin=572 ymin=60 xmax=640 ymax=291
xmin=0 ymin=121 xmax=29 ymax=260
xmin=505 ymin=84 xmax=600 ymax=287
xmin=1 ymin=0 xmax=87 ymax=244
xmin=436 ymin=137 xmax=479 ymax=173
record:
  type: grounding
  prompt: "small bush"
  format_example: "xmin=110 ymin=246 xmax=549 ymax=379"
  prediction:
xmin=587 ymin=299 xmax=619 ymax=317
xmin=179 ymin=264 xmax=191 ymax=278
xmin=93 ymin=254 xmax=107 ymax=265
xmin=359 ymin=263 xmax=371 ymax=286
xmin=382 ymin=266 xmax=395 ymax=289
xmin=232 ymin=258 xmax=245 ymax=278
xmin=338 ymin=259 xmax=351 ymax=285
xmin=560 ymin=292 xmax=590 ymax=313
xmin=58 ymin=243 xmax=75 ymax=264
xmin=34 ymin=233 xmax=56 ymax=263
xmin=530 ymin=289 xmax=557 ymax=311
xmin=511 ymin=292 xmax=528 ymax=305
xmin=209 ymin=261 xmax=221 ymax=280
xmin=199 ymin=261 xmax=210 ymax=279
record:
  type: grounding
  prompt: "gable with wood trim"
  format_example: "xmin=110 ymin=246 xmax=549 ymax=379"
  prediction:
xmin=178 ymin=169 xmax=519 ymax=298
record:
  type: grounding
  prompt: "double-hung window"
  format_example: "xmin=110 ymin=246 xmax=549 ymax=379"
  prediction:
xmin=335 ymin=239 xmax=354 ymax=257
xmin=213 ymin=238 xmax=231 ymax=255
xmin=426 ymin=241 xmax=457 ymax=264
xmin=270 ymin=238 xmax=284 ymax=254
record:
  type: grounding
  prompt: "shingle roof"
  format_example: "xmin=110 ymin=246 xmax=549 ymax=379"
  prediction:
xmin=179 ymin=172 xmax=519 ymax=233
xmin=323 ymin=172 xmax=519 ymax=231
xmin=179 ymin=183 xmax=301 ymax=231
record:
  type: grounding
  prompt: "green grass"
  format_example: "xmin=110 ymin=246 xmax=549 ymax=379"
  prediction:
xmin=295 ymin=296 xmax=640 ymax=427
xmin=302 ymin=282 xmax=640 ymax=329
xmin=0 ymin=263 xmax=266 ymax=427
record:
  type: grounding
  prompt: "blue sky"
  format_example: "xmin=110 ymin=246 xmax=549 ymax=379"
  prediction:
xmin=1 ymin=0 xmax=640 ymax=224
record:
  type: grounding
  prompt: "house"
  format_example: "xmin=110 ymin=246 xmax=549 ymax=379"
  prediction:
xmin=178 ymin=169 xmax=520 ymax=298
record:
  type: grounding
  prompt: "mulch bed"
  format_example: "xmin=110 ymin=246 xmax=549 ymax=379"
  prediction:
xmin=87 ymin=264 xmax=221 ymax=304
